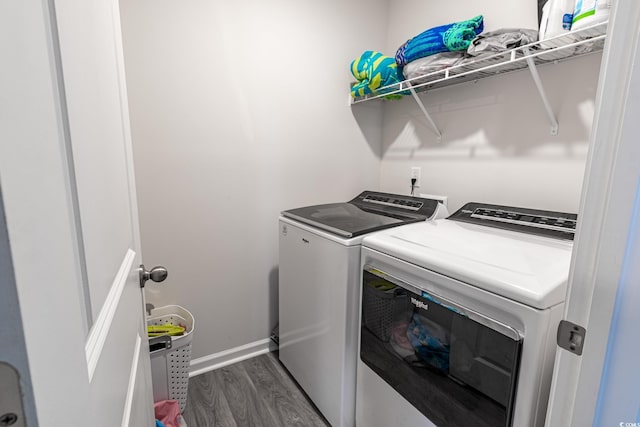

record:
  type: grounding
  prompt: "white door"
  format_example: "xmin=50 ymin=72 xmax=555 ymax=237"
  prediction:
xmin=546 ymin=1 xmax=640 ymax=426
xmin=0 ymin=1 xmax=156 ymax=426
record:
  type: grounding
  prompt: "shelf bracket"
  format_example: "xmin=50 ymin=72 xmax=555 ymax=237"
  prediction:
xmin=525 ymin=52 xmax=559 ymax=135
xmin=406 ymin=82 xmax=442 ymax=140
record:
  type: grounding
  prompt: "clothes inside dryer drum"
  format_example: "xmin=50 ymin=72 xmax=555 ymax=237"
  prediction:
xmin=359 ymin=269 xmax=522 ymax=427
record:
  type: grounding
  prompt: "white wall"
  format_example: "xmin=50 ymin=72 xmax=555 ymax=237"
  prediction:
xmin=379 ymin=0 xmax=601 ymax=213
xmin=119 ymin=0 xmax=387 ymax=359
xmin=120 ymin=0 xmax=602 ymax=361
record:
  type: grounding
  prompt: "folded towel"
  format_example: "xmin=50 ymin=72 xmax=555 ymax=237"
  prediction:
xmin=402 ymin=52 xmax=465 ymax=82
xmin=350 ymin=50 xmax=405 ymax=99
xmin=466 ymin=28 xmax=538 ymax=57
xmin=147 ymin=324 xmax=185 ymax=337
xmin=396 ymin=15 xmax=484 ymax=68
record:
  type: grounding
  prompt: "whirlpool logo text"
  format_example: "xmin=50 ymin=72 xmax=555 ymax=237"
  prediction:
xmin=411 ymin=297 xmax=429 ymax=311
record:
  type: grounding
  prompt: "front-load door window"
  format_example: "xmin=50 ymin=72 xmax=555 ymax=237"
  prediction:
xmin=360 ymin=267 xmax=522 ymax=427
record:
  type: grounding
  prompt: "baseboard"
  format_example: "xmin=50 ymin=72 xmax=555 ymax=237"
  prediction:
xmin=189 ymin=338 xmax=278 ymax=377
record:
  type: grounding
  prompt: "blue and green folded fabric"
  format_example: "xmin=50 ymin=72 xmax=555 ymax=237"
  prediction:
xmin=350 ymin=50 xmax=406 ymax=99
xmin=395 ymin=15 xmax=484 ymax=68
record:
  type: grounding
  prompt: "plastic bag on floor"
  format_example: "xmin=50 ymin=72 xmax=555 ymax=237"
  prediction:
xmin=154 ymin=400 xmax=187 ymax=427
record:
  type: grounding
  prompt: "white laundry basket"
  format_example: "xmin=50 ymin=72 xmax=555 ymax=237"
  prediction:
xmin=147 ymin=305 xmax=194 ymax=412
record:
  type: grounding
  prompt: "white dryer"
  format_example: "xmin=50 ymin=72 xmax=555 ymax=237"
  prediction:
xmin=357 ymin=202 xmax=577 ymax=427
xmin=279 ymin=191 xmax=448 ymax=427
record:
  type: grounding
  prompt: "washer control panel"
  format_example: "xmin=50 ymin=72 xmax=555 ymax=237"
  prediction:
xmin=362 ymin=194 xmax=424 ymax=210
xmin=450 ymin=202 xmax=577 ymax=240
xmin=350 ymin=191 xmax=439 ymax=218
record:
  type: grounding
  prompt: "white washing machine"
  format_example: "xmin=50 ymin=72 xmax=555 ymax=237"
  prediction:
xmin=357 ymin=202 xmax=576 ymax=427
xmin=278 ymin=191 xmax=448 ymax=427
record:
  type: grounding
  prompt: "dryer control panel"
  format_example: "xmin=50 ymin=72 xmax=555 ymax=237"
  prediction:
xmin=449 ymin=202 xmax=577 ymax=240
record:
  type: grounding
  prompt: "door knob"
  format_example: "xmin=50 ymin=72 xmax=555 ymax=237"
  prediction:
xmin=139 ymin=264 xmax=168 ymax=288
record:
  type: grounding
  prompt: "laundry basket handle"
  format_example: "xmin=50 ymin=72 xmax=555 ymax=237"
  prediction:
xmin=149 ymin=335 xmax=172 ymax=354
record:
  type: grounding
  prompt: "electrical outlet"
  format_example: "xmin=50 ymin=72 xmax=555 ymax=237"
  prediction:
xmin=410 ymin=167 xmax=421 ymax=188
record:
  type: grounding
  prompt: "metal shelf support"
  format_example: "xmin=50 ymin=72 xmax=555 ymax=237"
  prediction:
xmin=525 ymin=52 xmax=559 ymax=135
xmin=407 ymin=83 xmax=442 ymax=140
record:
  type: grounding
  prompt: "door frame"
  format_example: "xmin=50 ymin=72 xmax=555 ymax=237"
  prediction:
xmin=545 ymin=0 xmax=640 ymax=425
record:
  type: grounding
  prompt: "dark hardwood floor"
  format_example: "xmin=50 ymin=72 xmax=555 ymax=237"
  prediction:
xmin=183 ymin=352 xmax=330 ymax=427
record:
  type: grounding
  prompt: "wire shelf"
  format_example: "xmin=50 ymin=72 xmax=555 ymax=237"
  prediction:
xmin=351 ymin=21 xmax=608 ymax=104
